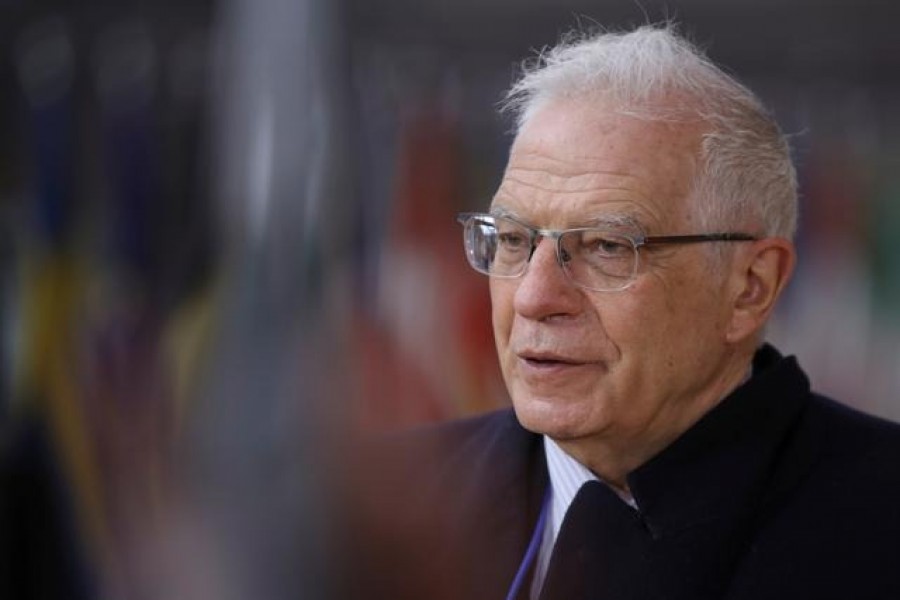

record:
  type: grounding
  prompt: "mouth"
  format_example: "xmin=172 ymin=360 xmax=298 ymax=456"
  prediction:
xmin=518 ymin=353 xmax=586 ymax=368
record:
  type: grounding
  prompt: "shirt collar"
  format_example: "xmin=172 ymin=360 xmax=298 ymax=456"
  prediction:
xmin=532 ymin=437 xmax=636 ymax=599
xmin=544 ymin=436 xmax=636 ymax=539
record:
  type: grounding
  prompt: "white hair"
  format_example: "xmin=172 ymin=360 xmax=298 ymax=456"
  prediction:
xmin=502 ymin=24 xmax=798 ymax=240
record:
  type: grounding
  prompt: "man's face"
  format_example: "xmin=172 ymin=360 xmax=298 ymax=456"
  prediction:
xmin=491 ymin=98 xmax=746 ymax=466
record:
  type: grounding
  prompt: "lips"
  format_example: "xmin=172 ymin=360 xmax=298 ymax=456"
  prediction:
xmin=513 ymin=349 xmax=601 ymax=387
xmin=517 ymin=351 xmax=587 ymax=367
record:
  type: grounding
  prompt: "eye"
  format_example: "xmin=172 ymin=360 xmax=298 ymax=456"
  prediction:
xmin=581 ymin=232 xmax=633 ymax=258
xmin=497 ymin=231 xmax=529 ymax=250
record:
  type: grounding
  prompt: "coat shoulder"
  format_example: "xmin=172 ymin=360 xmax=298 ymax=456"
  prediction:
xmin=802 ymin=393 xmax=900 ymax=480
xmin=727 ymin=394 xmax=900 ymax=599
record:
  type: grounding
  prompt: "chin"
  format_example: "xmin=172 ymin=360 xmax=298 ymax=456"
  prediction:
xmin=511 ymin=394 xmax=595 ymax=440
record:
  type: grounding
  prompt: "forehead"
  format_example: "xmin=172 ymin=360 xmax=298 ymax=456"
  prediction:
xmin=493 ymin=98 xmax=704 ymax=231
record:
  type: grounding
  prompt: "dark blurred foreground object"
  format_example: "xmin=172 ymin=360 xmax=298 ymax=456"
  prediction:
xmin=1 ymin=415 xmax=94 ymax=600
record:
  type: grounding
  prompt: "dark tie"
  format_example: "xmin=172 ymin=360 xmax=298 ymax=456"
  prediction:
xmin=539 ymin=481 xmax=652 ymax=600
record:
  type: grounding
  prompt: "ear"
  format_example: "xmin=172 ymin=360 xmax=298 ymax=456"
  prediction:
xmin=725 ymin=238 xmax=796 ymax=344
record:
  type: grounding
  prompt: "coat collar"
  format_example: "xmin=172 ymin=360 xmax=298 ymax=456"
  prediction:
xmin=626 ymin=344 xmax=811 ymax=538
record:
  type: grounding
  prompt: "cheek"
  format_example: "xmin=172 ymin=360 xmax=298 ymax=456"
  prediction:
xmin=594 ymin=282 xmax=685 ymax=374
xmin=489 ymin=281 xmax=515 ymax=346
xmin=612 ymin=271 xmax=727 ymax=368
xmin=592 ymin=284 xmax=664 ymax=343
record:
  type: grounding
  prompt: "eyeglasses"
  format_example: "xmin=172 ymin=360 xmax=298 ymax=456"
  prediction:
xmin=457 ymin=212 xmax=758 ymax=292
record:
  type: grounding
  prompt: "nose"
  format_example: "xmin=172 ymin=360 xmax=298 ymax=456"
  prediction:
xmin=512 ymin=235 xmax=583 ymax=321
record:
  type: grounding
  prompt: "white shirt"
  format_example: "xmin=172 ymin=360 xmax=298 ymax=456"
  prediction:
xmin=529 ymin=436 xmax=638 ymax=600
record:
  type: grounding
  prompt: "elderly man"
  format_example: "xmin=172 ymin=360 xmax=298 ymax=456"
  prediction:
xmin=349 ymin=23 xmax=900 ymax=600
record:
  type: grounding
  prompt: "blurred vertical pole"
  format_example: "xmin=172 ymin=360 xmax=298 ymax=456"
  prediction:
xmin=183 ymin=0 xmax=354 ymax=598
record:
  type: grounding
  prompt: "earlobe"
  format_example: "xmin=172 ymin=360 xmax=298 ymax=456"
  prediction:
xmin=725 ymin=238 xmax=796 ymax=343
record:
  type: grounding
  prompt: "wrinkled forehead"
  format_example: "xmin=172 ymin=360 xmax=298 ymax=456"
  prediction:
xmin=509 ymin=97 xmax=706 ymax=185
xmin=495 ymin=98 xmax=707 ymax=231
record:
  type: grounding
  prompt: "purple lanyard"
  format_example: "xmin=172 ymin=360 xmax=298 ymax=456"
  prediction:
xmin=505 ymin=487 xmax=551 ymax=600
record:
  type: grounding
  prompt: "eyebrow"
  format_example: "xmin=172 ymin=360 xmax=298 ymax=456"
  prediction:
xmin=585 ymin=213 xmax=645 ymax=232
xmin=489 ymin=206 xmax=519 ymax=219
xmin=489 ymin=206 xmax=646 ymax=233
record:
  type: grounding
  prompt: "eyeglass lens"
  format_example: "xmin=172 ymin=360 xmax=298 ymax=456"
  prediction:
xmin=464 ymin=215 xmax=638 ymax=291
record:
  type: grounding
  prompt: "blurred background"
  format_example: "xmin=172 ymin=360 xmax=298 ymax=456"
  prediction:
xmin=1 ymin=0 xmax=899 ymax=598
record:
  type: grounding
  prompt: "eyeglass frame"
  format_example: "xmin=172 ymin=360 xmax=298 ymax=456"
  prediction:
xmin=456 ymin=212 xmax=759 ymax=292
